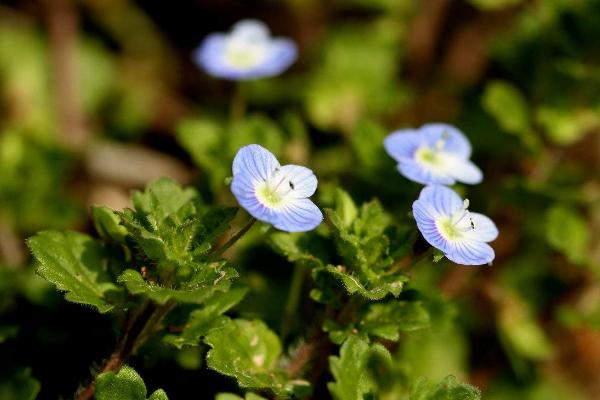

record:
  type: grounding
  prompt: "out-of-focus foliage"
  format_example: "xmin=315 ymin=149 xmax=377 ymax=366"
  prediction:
xmin=1 ymin=0 xmax=600 ymax=399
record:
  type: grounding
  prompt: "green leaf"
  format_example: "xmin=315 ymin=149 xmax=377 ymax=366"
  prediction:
xmin=0 ymin=368 xmax=40 ymax=400
xmin=545 ymin=204 xmax=589 ymax=265
xmin=498 ymin=293 xmax=553 ymax=361
xmin=205 ymin=319 xmax=310 ymax=398
xmin=269 ymin=232 xmax=325 ymax=269
xmin=361 ymin=301 xmax=430 ymax=340
xmin=324 ymin=300 xmax=430 ymax=344
xmin=96 ymin=365 xmax=168 ymax=400
xmin=482 ymin=80 xmax=530 ymax=135
xmin=350 ymin=120 xmax=388 ymax=172
xmin=120 ymin=179 xmax=237 ymax=272
xmin=27 ymin=230 xmax=120 ymax=313
xmin=215 ymin=393 xmax=267 ymax=400
xmin=193 ymin=207 xmax=239 ymax=256
xmin=536 ymin=106 xmax=600 ymax=145
xmin=327 ymin=335 xmax=387 ymax=400
xmin=130 ymin=177 xmax=198 ymax=226
xmin=409 ymin=376 xmax=481 ymax=400
xmin=164 ymin=287 xmax=248 ymax=348
xmin=333 ymin=188 xmax=358 ymax=228
xmin=92 ymin=206 xmax=128 ymax=242
xmin=316 ymin=265 xmax=407 ymax=301
xmin=118 ymin=264 xmax=237 ymax=305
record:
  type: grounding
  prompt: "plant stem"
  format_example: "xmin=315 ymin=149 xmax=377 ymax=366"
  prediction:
xmin=280 ymin=263 xmax=306 ymax=341
xmin=230 ymin=82 xmax=246 ymax=122
xmin=76 ymin=300 xmax=174 ymax=400
xmin=208 ymin=217 xmax=257 ymax=261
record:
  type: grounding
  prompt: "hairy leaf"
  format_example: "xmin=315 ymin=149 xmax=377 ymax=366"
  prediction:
xmin=205 ymin=319 xmax=311 ymax=398
xmin=27 ymin=230 xmax=120 ymax=313
xmin=118 ymin=264 xmax=237 ymax=305
xmin=164 ymin=287 xmax=248 ymax=348
xmin=409 ymin=376 xmax=481 ymax=400
xmin=96 ymin=365 xmax=168 ymax=400
xmin=328 ymin=335 xmax=388 ymax=400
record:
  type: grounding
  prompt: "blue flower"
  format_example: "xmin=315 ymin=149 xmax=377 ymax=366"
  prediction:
xmin=384 ymin=123 xmax=483 ymax=185
xmin=231 ymin=144 xmax=323 ymax=232
xmin=194 ymin=19 xmax=298 ymax=81
xmin=412 ymin=185 xmax=498 ymax=265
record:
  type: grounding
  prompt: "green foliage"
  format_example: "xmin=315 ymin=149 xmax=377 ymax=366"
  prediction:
xmin=205 ymin=319 xmax=311 ymax=398
xmin=0 ymin=369 xmax=40 ymax=400
xmin=498 ymin=293 xmax=553 ymax=362
xmin=324 ymin=300 xmax=430 ymax=344
xmin=319 ymin=201 xmax=408 ymax=300
xmin=27 ymin=231 xmax=121 ymax=313
xmin=215 ymin=393 xmax=267 ymax=400
xmin=545 ymin=204 xmax=589 ymax=265
xmin=118 ymin=265 xmax=237 ymax=305
xmin=177 ymin=115 xmax=286 ymax=193
xmin=92 ymin=206 xmax=128 ymax=243
xmin=0 ymin=132 xmax=79 ymax=231
xmin=95 ymin=365 xmax=168 ymax=400
xmin=305 ymin=21 xmax=408 ymax=132
xmin=164 ymin=288 xmax=248 ymax=348
xmin=409 ymin=376 xmax=481 ymax=400
xmin=328 ymin=335 xmax=391 ymax=400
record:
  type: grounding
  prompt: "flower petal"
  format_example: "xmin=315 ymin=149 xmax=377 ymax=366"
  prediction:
xmin=418 ymin=185 xmax=463 ymax=216
xmin=230 ymin=187 xmax=280 ymax=226
xmin=194 ymin=33 xmax=229 ymax=77
xmin=256 ymin=39 xmax=297 ymax=78
xmin=420 ymin=123 xmax=472 ymax=158
xmin=445 ymin=239 xmax=495 ymax=266
xmin=437 ymin=155 xmax=483 ymax=184
xmin=398 ymin=160 xmax=455 ymax=186
xmin=232 ymin=144 xmax=280 ymax=183
xmin=413 ymin=199 xmax=452 ymax=253
xmin=467 ymin=212 xmax=499 ymax=242
xmin=231 ymin=19 xmax=270 ymax=41
xmin=273 ymin=199 xmax=323 ymax=232
xmin=383 ymin=130 xmax=422 ymax=161
xmin=276 ymin=164 xmax=317 ymax=199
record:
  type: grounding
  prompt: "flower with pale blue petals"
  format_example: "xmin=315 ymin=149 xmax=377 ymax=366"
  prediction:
xmin=413 ymin=185 xmax=498 ymax=265
xmin=384 ymin=123 xmax=483 ymax=185
xmin=194 ymin=19 xmax=298 ymax=81
xmin=231 ymin=144 xmax=323 ymax=232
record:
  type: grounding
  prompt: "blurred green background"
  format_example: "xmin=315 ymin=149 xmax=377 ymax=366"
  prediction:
xmin=0 ymin=0 xmax=599 ymax=399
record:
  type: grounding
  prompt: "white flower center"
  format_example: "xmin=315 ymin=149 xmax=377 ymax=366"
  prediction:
xmin=224 ymin=25 xmax=269 ymax=69
xmin=414 ymin=130 xmax=452 ymax=171
xmin=255 ymin=168 xmax=295 ymax=209
xmin=435 ymin=199 xmax=476 ymax=242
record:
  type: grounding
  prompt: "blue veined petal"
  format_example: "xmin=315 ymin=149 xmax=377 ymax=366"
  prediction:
xmin=418 ymin=185 xmax=463 ymax=216
xmin=273 ymin=199 xmax=323 ymax=232
xmin=276 ymin=165 xmax=317 ymax=199
xmin=420 ymin=123 xmax=472 ymax=158
xmin=383 ymin=130 xmax=422 ymax=161
xmin=398 ymin=160 xmax=455 ymax=185
xmin=232 ymin=144 xmax=280 ymax=183
xmin=467 ymin=212 xmax=499 ymax=242
xmin=445 ymin=239 xmax=495 ymax=266
xmin=412 ymin=199 xmax=452 ymax=252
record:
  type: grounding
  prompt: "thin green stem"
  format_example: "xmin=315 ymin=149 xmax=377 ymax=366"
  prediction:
xmin=280 ymin=263 xmax=306 ymax=341
xmin=208 ymin=217 xmax=257 ymax=261
xmin=230 ymin=82 xmax=246 ymax=122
